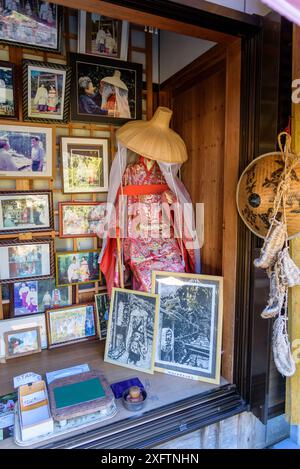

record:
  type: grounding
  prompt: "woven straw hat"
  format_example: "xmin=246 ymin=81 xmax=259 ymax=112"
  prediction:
xmin=101 ymin=70 xmax=128 ymax=90
xmin=116 ymin=106 xmax=188 ymax=163
xmin=236 ymin=151 xmax=300 ymax=239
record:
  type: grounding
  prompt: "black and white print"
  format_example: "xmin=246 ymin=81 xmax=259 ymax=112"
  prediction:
xmin=153 ymin=272 xmax=223 ymax=384
xmin=104 ymin=288 xmax=159 ymax=374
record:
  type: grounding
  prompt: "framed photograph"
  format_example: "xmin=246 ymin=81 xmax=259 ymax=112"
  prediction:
xmin=45 ymin=303 xmax=97 ymax=348
xmin=69 ymin=52 xmax=142 ymax=124
xmin=0 ymin=124 xmax=53 ymax=178
xmin=1 ymin=283 xmax=10 ymax=304
xmin=0 ymin=239 xmax=54 ymax=284
xmin=56 ymin=249 xmax=101 ymax=287
xmin=61 ymin=137 xmax=109 ymax=194
xmin=59 ymin=202 xmax=107 ymax=238
xmin=4 ymin=326 xmax=41 ymax=359
xmin=12 ymin=279 xmax=72 ymax=317
xmin=152 ymin=271 xmax=223 ymax=385
xmin=104 ymin=288 xmax=159 ymax=374
xmin=23 ymin=60 xmax=71 ymax=123
xmin=78 ymin=12 xmax=129 ymax=60
xmin=0 ymin=190 xmax=53 ymax=234
xmin=0 ymin=2 xmax=61 ymax=52
xmin=95 ymin=292 xmax=109 ymax=340
xmin=0 ymin=61 xmax=18 ymax=119
xmin=0 ymin=314 xmax=47 ymax=358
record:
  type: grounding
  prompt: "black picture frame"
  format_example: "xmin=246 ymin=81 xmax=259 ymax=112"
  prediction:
xmin=0 ymin=61 xmax=18 ymax=120
xmin=0 ymin=3 xmax=62 ymax=53
xmin=23 ymin=60 xmax=71 ymax=124
xmin=0 ymin=190 xmax=54 ymax=234
xmin=69 ymin=52 xmax=143 ymax=125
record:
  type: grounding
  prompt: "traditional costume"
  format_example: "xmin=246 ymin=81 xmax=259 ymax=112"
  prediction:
xmin=99 ymin=107 xmax=201 ymax=294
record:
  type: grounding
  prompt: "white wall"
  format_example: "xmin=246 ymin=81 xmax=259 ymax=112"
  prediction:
xmin=159 ymin=31 xmax=216 ymax=83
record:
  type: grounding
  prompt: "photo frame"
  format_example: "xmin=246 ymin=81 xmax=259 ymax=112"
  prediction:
xmin=78 ymin=12 xmax=129 ymax=60
xmin=0 ymin=2 xmax=61 ymax=52
xmin=45 ymin=303 xmax=97 ymax=348
xmin=0 ymin=61 xmax=18 ymax=119
xmin=95 ymin=292 xmax=109 ymax=340
xmin=1 ymin=283 xmax=10 ymax=304
xmin=0 ymin=238 xmax=54 ymax=284
xmin=56 ymin=249 xmax=101 ymax=287
xmin=0 ymin=123 xmax=53 ymax=179
xmin=152 ymin=271 xmax=223 ymax=385
xmin=58 ymin=201 xmax=107 ymax=238
xmin=69 ymin=52 xmax=142 ymax=124
xmin=4 ymin=326 xmax=41 ymax=360
xmin=0 ymin=190 xmax=53 ymax=234
xmin=0 ymin=314 xmax=47 ymax=358
xmin=12 ymin=278 xmax=72 ymax=317
xmin=61 ymin=137 xmax=109 ymax=194
xmin=104 ymin=288 xmax=159 ymax=374
xmin=23 ymin=60 xmax=71 ymax=123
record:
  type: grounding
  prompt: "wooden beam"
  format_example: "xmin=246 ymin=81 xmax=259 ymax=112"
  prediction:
xmin=221 ymin=38 xmax=241 ymax=382
xmin=145 ymin=32 xmax=153 ymax=119
xmin=53 ymin=0 xmax=235 ymax=44
xmin=286 ymin=25 xmax=300 ymax=426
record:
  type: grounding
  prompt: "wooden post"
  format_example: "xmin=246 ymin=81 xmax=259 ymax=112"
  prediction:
xmin=286 ymin=25 xmax=300 ymax=425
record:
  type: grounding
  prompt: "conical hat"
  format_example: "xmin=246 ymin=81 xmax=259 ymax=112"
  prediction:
xmin=236 ymin=151 xmax=300 ymax=239
xmin=101 ymin=70 xmax=128 ymax=90
xmin=116 ymin=106 xmax=188 ymax=163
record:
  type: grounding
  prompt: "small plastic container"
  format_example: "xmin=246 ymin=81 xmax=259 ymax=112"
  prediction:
xmin=122 ymin=387 xmax=147 ymax=412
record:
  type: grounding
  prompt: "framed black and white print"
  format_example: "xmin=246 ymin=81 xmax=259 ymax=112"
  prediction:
xmin=69 ymin=52 xmax=142 ymax=125
xmin=104 ymin=288 xmax=159 ymax=374
xmin=23 ymin=60 xmax=71 ymax=123
xmin=78 ymin=11 xmax=129 ymax=60
xmin=0 ymin=190 xmax=53 ymax=234
xmin=95 ymin=292 xmax=109 ymax=340
xmin=0 ymin=61 xmax=18 ymax=119
xmin=0 ymin=2 xmax=61 ymax=52
xmin=152 ymin=271 xmax=223 ymax=384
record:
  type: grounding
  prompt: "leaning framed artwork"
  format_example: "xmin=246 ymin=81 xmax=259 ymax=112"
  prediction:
xmin=4 ymin=326 xmax=41 ymax=360
xmin=0 ymin=61 xmax=18 ymax=119
xmin=61 ymin=137 xmax=109 ymax=193
xmin=0 ymin=124 xmax=53 ymax=178
xmin=95 ymin=292 xmax=110 ymax=340
xmin=78 ymin=12 xmax=129 ymax=60
xmin=23 ymin=60 xmax=71 ymax=123
xmin=0 ymin=2 xmax=61 ymax=52
xmin=152 ymin=271 xmax=223 ymax=385
xmin=58 ymin=202 xmax=107 ymax=238
xmin=69 ymin=52 xmax=142 ymax=124
xmin=0 ymin=239 xmax=54 ymax=284
xmin=45 ymin=303 xmax=97 ymax=348
xmin=104 ymin=288 xmax=159 ymax=374
xmin=56 ymin=249 xmax=101 ymax=287
xmin=0 ymin=190 xmax=53 ymax=234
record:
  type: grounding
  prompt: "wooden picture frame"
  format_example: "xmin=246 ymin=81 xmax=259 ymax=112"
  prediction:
xmin=0 ymin=61 xmax=18 ymax=120
xmin=0 ymin=3 xmax=62 ymax=53
xmin=0 ymin=190 xmax=54 ymax=234
xmin=61 ymin=137 xmax=109 ymax=194
xmin=69 ymin=52 xmax=142 ymax=125
xmin=4 ymin=326 xmax=41 ymax=360
xmin=0 ymin=123 xmax=53 ymax=179
xmin=55 ymin=249 xmax=101 ymax=287
xmin=23 ymin=60 xmax=71 ymax=124
xmin=58 ymin=201 xmax=107 ymax=238
xmin=11 ymin=279 xmax=72 ymax=317
xmin=151 ymin=271 xmax=223 ymax=385
xmin=78 ymin=11 xmax=129 ymax=61
xmin=95 ymin=292 xmax=109 ymax=340
xmin=45 ymin=303 xmax=97 ymax=349
xmin=104 ymin=288 xmax=159 ymax=374
xmin=0 ymin=238 xmax=55 ymax=285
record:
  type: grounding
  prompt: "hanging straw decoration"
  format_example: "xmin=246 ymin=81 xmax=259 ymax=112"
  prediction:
xmin=254 ymin=132 xmax=300 ymax=377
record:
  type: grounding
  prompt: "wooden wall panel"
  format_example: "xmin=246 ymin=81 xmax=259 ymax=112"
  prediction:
xmin=172 ymin=68 xmax=226 ymax=275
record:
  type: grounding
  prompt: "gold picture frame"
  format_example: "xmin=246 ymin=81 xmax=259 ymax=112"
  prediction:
xmin=104 ymin=288 xmax=159 ymax=374
xmin=4 ymin=326 xmax=41 ymax=360
xmin=55 ymin=249 xmax=101 ymax=287
xmin=151 ymin=271 xmax=223 ymax=385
